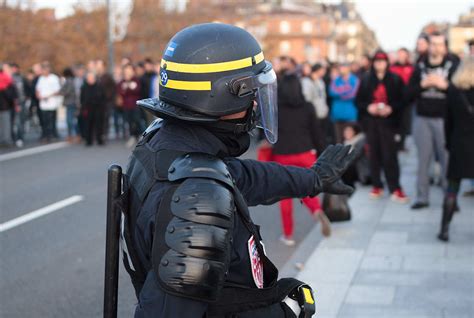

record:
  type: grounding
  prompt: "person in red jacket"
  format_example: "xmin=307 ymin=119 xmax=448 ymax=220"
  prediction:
xmin=117 ymin=63 xmax=145 ymax=147
xmin=390 ymin=48 xmax=414 ymax=85
xmin=390 ymin=48 xmax=415 ymax=151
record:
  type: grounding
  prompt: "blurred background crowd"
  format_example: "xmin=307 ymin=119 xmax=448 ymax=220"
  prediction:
xmin=0 ymin=1 xmax=473 ymax=245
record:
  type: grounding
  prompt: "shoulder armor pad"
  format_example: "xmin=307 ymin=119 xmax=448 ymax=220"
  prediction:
xmin=167 ymin=153 xmax=234 ymax=188
xmin=154 ymin=177 xmax=235 ymax=301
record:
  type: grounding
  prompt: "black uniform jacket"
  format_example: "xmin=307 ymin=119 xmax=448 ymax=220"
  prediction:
xmin=133 ymin=120 xmax=319 ymax=318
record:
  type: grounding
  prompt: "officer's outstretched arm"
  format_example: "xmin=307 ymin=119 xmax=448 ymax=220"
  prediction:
xmin=226 ymin=144 xmax=358 ymax=206
xmin=226 ymin=159 xmax=319 ymax=206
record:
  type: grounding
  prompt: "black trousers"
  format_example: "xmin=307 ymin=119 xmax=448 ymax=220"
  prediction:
xmin=85 ymin=108 xmax=105 ymax=145
xmin=42 ymin=110 xmax=56 ymax=139
xmin=366 ymin=117 xmax=401 ymax=192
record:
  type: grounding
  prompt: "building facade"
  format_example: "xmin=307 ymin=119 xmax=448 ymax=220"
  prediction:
xmin=184 ymin=0 xmax=379 ymax=63
xmin=449 ymin=7 xmax=474 ymax=55
xmin=421 ymin=7 xmax=473 ymax=56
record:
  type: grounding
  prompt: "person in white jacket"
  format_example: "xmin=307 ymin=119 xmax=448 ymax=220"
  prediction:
xmin=36 ymin=62 xmax=62 ymax=141
xmin=300 ymin=62 xmax=330 ymax=147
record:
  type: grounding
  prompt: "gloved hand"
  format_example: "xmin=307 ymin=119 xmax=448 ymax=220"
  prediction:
xmin=311 ymin=144 xmax=359 ymax=195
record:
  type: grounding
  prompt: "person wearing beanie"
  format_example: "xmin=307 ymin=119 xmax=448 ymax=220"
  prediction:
xmin=356 ymin=50 xmax=409 ymax=203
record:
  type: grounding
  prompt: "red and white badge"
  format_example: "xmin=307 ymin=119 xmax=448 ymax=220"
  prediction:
xmin=248 ymin=235 xmax=264 ymax=289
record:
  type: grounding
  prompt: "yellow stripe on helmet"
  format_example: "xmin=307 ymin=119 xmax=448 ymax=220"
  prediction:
xmin=254 ymin=52 xmax=264 ymax=64
xmin=160 ymin=79 xmax=211 ymax=91
xmin=161 ymin=52 xmax=265 ymax=74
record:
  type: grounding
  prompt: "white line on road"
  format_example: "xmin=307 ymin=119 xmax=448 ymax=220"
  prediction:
xmin=0 ymin=195 xmax=84 ymax=233
xmin=0 ymin=142 xmax=69 ymax=163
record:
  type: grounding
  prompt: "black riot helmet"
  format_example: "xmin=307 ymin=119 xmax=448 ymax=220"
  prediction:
xmin=138 ymin=23 xmax=279 ymax=143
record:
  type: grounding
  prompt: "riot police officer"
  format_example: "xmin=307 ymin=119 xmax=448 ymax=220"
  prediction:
xmin=120 ymin=23 xmax=357 ymax=318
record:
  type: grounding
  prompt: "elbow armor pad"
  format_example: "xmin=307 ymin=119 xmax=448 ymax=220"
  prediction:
xmin=153 ymin=153 xmax=235 ymax=301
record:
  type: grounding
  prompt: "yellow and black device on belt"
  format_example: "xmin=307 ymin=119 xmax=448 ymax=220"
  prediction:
xmin=288 ymin=284 xmax=316 ymax=318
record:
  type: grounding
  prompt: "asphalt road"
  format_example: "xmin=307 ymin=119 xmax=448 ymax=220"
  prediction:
xmin=0 ymin=140 xmax=319 ymax=318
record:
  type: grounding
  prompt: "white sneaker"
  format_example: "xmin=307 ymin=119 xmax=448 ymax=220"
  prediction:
xmin=279 ymin=235 xmax=296 ymax=247
xmin=126 ymin=137 xmax=136 ymax=148
xmin=15 ymin=139 xmax=24 ymax=148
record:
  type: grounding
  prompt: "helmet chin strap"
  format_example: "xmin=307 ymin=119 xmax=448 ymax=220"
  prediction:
xmin=207 ymin=106 xmax=256 ymax=135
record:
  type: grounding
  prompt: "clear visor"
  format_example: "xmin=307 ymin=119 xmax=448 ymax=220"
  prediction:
xmin=255 ymin=65 xmax=278 ymax=144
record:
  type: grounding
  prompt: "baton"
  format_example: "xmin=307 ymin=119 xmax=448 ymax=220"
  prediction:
xmin=104 ymin=165 xmax=122 ymax=318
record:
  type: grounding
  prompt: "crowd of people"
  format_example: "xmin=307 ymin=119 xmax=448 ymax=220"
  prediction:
xmin=267 ymin=33 xmax=474 ymax=245
xmin=0 ymin=57 xmax=160 ymax=148
xmin=0 ymin=31 xmax=473 ymax=245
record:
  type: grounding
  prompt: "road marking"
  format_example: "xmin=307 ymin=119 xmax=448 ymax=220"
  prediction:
xmin=0 ymin=142 xmax=69 ymax=163
xmin=0 ymin=195 xmax=84 ymax=233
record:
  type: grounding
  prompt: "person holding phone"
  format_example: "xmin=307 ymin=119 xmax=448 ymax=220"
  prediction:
xmin=356 ymin=50 xmax=408 ymax=203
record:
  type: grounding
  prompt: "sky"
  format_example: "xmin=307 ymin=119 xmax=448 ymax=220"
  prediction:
xmin=32 ymin=0 xmax=473 ymax=51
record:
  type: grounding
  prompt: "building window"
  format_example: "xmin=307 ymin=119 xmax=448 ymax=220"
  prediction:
xmin=302 ymin=21 xmax=312 ymax=34
xmin=280 ymin=21 xmax=291 ymax=34
xmin=280 ymin=41 xmax=291 ymax=53
xmin=347 ymin=38 xmax=357 ymax=49
xmin=314 ymin=21 xmax=321 ymax=33
xmin=347 ymin=24 xmax=358 ymax=36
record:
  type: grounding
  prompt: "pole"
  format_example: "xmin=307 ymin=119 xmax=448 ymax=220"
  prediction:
xmin=103 ymin=165 xmax=122 ymax=318
xmin=106 ymin=0 xmax=115 ymax=74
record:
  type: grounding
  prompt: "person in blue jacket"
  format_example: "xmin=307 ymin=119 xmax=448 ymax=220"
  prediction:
xmin=120 ymin=23 xmax=358 ymax=318
xmin=329 ymin=62 xmax=360 ymax=142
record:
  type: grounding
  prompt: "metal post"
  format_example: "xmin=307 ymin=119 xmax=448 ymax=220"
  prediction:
xmin=103 ymin=165 xmax=122 ymax=318
xmin=106 ymin=0 xmax=115 ymax=74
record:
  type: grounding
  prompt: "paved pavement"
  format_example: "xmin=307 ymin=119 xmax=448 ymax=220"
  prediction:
xmin=0 ymin=134 xmax=319 ymax=317
xmin=296 ymin=148 xmax=474 ymax=318
xmin=2 ymin=128 xmax=472 ymax=317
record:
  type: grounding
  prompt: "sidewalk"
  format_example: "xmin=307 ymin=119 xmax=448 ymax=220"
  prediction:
xmin=297 ymin=147 xmax=474 ymax=318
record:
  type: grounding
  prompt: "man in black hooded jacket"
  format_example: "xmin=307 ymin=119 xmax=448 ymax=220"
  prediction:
xmin=356 ymin=50 xmax=408 ymax=203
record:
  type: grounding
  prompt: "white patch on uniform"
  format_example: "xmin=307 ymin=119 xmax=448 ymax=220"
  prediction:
xmin=248 ymin=235 xmax=264 ymax=289
xmin=120 ymin=213 xmax=135 ymax=271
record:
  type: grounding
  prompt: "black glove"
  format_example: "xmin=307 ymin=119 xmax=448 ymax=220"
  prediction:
xmin=311 ymin=144 xmax=359 ymax=195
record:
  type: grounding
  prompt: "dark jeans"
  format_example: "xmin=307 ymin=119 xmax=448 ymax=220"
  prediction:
xmin=66 ymin=104 xmax=78 ymax=137
xmin=366 ymin=118 xmax=401 ymax=193
xmin=113 ymin=107 xmax=126 ymax=139
xmin=85 ymin=108 xmax=105 ymax=145
xmin=42 ymin=110 xmax=56 ymax=139
xmin=11 ymin=101 xmax=27 ymax=141
xmin=124 ymin=108 xmax=145 ymax=138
